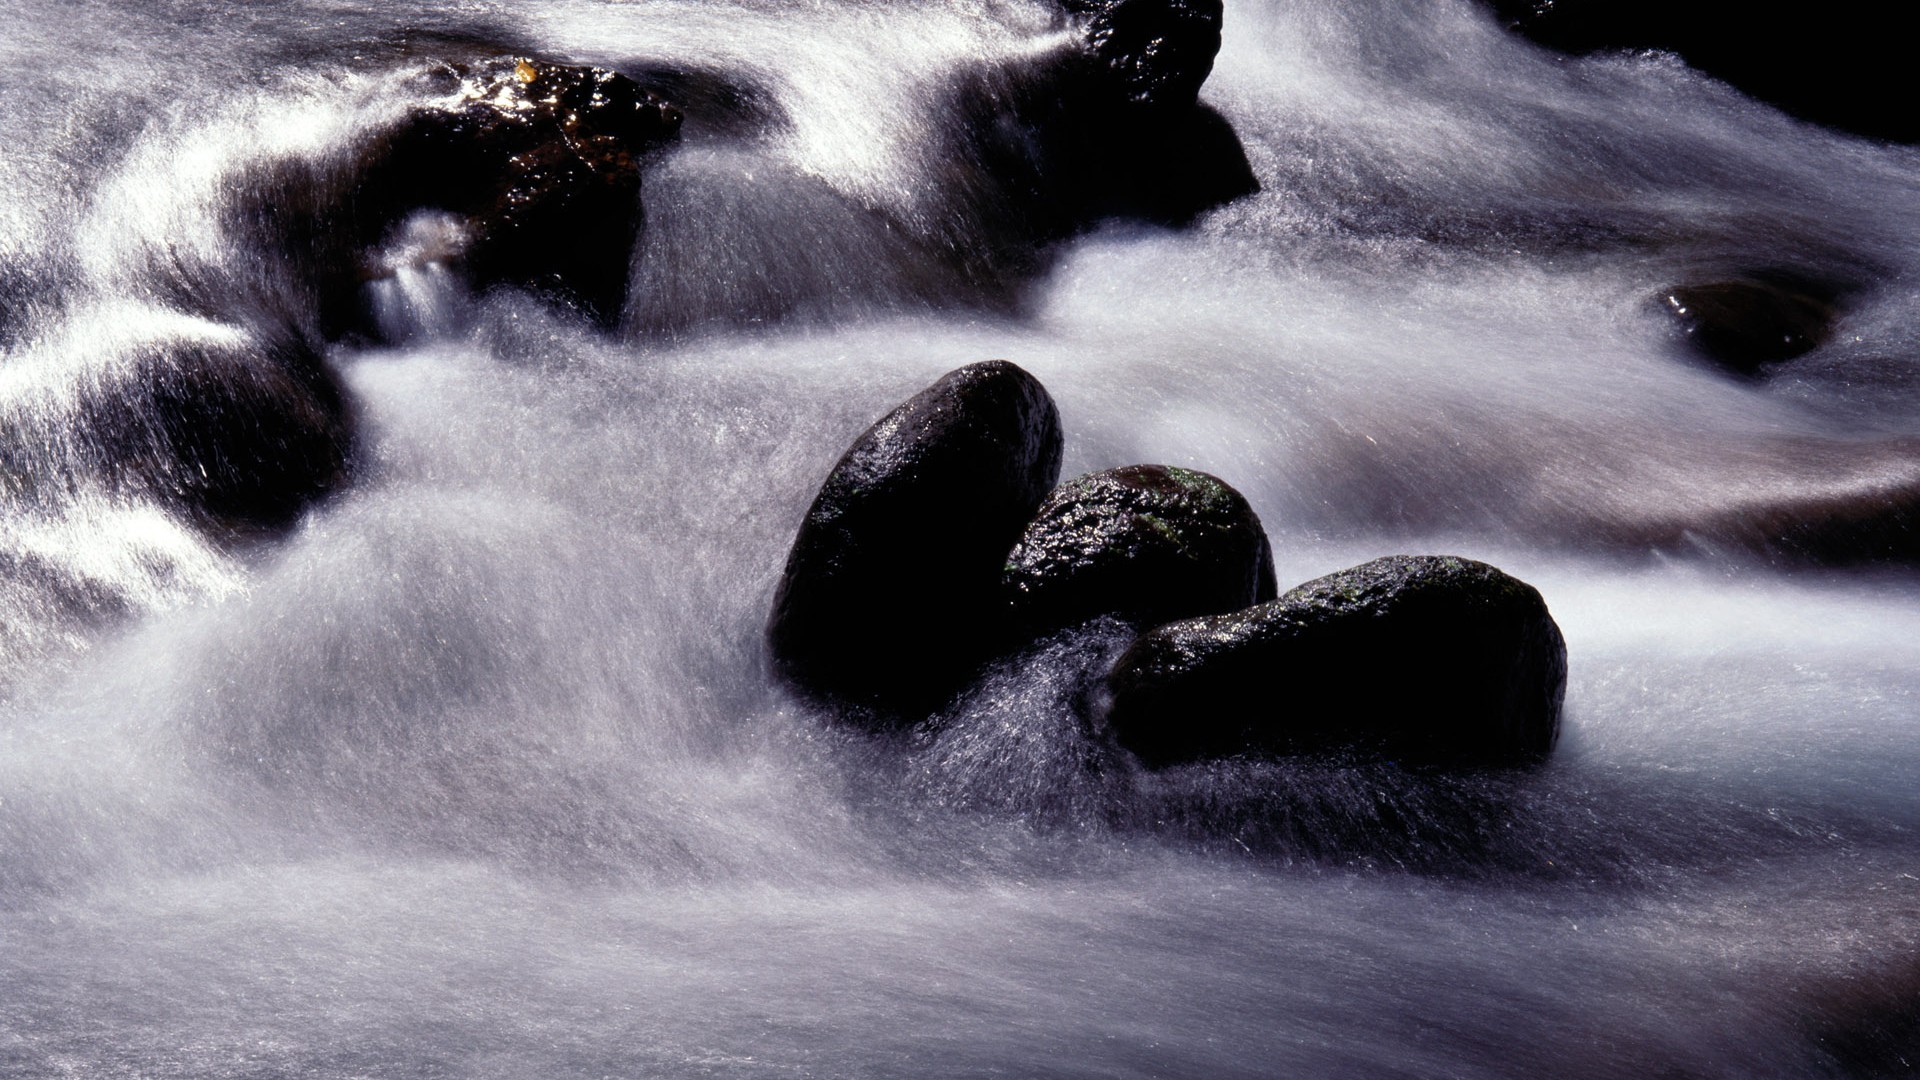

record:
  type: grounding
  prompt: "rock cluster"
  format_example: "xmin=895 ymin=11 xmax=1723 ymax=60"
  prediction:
xmin=99 ymin=55 xmax=685 ymax=537
xmin=134 ymin=10 xmax=1261 ymax=538
xmin=769 ymin=363 xmax=1568 ymax=772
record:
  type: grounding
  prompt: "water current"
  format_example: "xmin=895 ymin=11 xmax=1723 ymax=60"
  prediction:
xmin=3 ymin=1 xmax=1919 ymax=1076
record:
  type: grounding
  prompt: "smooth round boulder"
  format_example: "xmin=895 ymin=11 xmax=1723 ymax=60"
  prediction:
xmin=1104 ymin=554 xmax=1567 ymax=768
xmin=768 ymin=360 xmax=1064 ymax=720
xmin=1660 ymin=278 xmax=1836 ymax=376
xmin=1003 ymin=464 xmax=1276 ymax=635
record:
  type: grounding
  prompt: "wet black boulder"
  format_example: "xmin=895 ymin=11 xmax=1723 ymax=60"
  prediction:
xmin=1061 ymin=0 xmax=1223 ymax=112
xmin=1659 ymin=277 xmax=1837 ymax=377
xmin=768 ymin=360 xmax=1064 ymax=720
xmin=1104 ymin=555 xmax=1566 ymax=768
xmin=1003 ymin=464 xmax=1276 ymax=635
xmin=331 ymin=56 xmax=684 ymax=333
xmin=932 ymin=0 xmax=1253 ymax=288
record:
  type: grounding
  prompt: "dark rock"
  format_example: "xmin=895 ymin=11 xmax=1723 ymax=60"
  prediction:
xmin=87 ymin=330 xmax=353 ymax=534
xmin=326 ymin=56 xmax=683 ymax=334
xmin=1061 ymin=0 xmax=1223 ymax=112
xmin=1105 ymin=555 xmax=1566 ymax=768
xmin=1004 ymin=464 xmax=1276 ymax=635
xmin=1797 ymin=958 xmax=1920 ymax=1079
xmin=1485 ymin=0 xmax=1914 ymax=144
xmin=1010 ymin=95 xmax=1257 ymax=234
xmin=927 ymin=2 xmax=1254 ymax=292
xmin=768 ymin=360 xmax=1064 ymax=720
xmin=1109 ymin=102 xmax=1260 ymax=226
xmin=1660 ymin=277 xmax=1836 ymax=376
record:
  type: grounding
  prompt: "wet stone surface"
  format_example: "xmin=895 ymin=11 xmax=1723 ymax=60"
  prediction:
xmin=339 ymin=56 xmax=684 ymax=330
xmin=1104 ymin=554 xmax=1567 ymax=769
xmin=768 ymin=360 xmax=1065 ymax=722
xmin=1062 ymin=0 xmax=1223 ymax=112
xmin=1003 ymin=464 xmax=1276 ymax=637
xmin=1661 ymin=277 xmax=1837 ymax=377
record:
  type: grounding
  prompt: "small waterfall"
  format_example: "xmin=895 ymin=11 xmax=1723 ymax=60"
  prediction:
xmin=365 ymin=211 xmax=476 ymax=344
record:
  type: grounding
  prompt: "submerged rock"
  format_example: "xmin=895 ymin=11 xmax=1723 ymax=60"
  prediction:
xmin=332 ymin=56 xmax=683 ymax=332
xmin=1004 ymin=464 xmax=1276 ymax=635
xmin=909 ymin=618 xmax=1139 ymax=826
xmin=1625 ymin=434 xmax=1920 ymax=565
xmin=1660 ymin=278 xmax=1836 ymax=376
xmin=768 ymin=361 xmax=1064 ymax=720
xmin=1105 ymin=555 xmax=1566 ymax=768
xmin=87 ymin=331 xmax=354 ymax=534
xmin=944 ymin=69 xmax=1256 ymax=279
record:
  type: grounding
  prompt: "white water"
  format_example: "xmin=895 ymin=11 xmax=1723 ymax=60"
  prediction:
xmin=4 ymin=1 xmax=1919 ymax=1076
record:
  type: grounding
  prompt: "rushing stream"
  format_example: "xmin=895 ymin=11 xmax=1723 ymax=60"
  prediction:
xmin=4 ymin=1 xmax=1920 ymax=1076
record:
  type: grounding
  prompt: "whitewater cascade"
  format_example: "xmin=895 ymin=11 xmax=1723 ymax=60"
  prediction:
xmin=3 ymin=1 xmax=1919 ymax=1076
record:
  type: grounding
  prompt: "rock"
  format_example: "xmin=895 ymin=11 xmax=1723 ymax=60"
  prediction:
xmin=333 ymin=56 xmax=683 ymax=333
xmin=930 ymin=1 xmax=1254 ymax=282
xmin=1061 ymin=0 xmax=1223 ymax=112
xmin=87 ymin=330 xmax=354 ymax=534
xmin=1003 ymin=464 xmax=1276 ymax=635
xmin=1660 ymin=277 xmax=1836 ymax=376
xmin=1485 ymin=0 xmax=1913 ymax=143
xmin=1105 ymin=555 xmax=1566 ymax=768
xmin=768 ymin=360 xmax=1064 ymax=719
xmin=1100 ymin=102 xmax=1259 ymax=227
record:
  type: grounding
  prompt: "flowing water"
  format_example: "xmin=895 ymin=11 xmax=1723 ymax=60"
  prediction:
xmin=4 ymin=1 xmax=1919 ymax=1076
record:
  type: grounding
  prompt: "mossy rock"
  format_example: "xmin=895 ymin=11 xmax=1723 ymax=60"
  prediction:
xmin=1003 ymin=464 xmax=1276 ymax=636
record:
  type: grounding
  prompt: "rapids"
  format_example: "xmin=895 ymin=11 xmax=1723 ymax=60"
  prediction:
xmin=3 ymin=1 xmax=1918 ymax=1076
